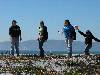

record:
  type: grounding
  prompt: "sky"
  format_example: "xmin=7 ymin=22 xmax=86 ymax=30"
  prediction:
xmin=0 ymin=0 xmax=100 ymax=42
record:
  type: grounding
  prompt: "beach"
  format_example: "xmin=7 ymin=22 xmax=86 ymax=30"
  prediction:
xmin=0 ymin=54 xmax=99 ymax=75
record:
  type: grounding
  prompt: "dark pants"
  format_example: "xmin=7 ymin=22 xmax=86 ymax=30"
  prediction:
xmin=85 ymin=44 xmax=92 ymax=55
xmin=38 ymin=40 xmax=45 ymax=57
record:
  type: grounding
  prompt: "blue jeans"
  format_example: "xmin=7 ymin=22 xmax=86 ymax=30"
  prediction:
xmin=65 ymin=38 xmax=73 ymax=57
xmin=11 ymin=37 xmax=19 ymax=56
xmin=85 ymin=44 xmax=92 ymax=55
xmin=38 ymin=39 xmax=45 ymax=57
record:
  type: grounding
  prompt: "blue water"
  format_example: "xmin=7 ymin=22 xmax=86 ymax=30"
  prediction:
xmin=0 ymin=50 xmax=100 ymax=55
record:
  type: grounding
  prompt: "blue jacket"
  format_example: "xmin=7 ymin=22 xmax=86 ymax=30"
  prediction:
xmin=63 ymin=24 xmax=74 ymax=38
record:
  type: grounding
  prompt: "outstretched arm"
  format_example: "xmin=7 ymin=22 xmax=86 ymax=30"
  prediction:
xmin=78 ymin=30 xmax=87 ymax=37
xmin=92 ymin=35 xmax=100 ymax=42
xmin=74 ymin=26 xmax=86 ymax=37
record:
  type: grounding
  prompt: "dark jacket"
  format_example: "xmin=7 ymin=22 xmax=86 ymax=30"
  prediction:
xmin=9 ymin=25 xmax=21 ymax=37
xmin=39 ymin=26 xmax=48 ymax=41
xmin=78 ymin=30 xmax=100 ymax=45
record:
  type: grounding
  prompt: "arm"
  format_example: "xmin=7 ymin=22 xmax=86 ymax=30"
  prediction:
xmin=9 ymin=28 xmax=11 ymax=35
xmin=92 ymin=35 xmax=100 ymax=42
xmin=19 ymin=29 xmax=21 ymax=38
xmin=9 ymin=27 xmax=12 ymax=36
xmin=19 ymin=27 xmax=22 ymax=41
xmin=78 ymin=30 xmax=87 ymax=37
xmin=75 ymin=25 xmax=86 ymax=37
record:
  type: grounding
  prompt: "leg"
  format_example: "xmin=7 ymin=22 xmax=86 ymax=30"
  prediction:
xmin=39 ymin=40 xmax=44 ymax=57
xmin=11 ymin=38 xmax=15 ymax=56
xmin=65 ymin=38 xmax=73 ymax=57
xmin=15 ymin=38 xmax=19 ymax=56
xmin=67 ymin=38 xmax=73 ymax=57
xmin=85 ymin=44 xmax=92 ymax=55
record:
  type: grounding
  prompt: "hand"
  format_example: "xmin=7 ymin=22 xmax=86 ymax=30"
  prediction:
xmin=40 ymin=36 xmax=44 ymax=38
xmin=37 ymin=37 xmax=39 ymax=41
xmin=75 ymin=26 xmax=79 ymax=30
xmin=20 ymin=37 xmax=22 ymax=41
xmin=37 ymin=36 xmax=43 ymax=41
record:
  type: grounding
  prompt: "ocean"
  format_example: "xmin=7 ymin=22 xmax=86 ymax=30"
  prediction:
xmin=0 ymin=50 xmax=100 ymax=55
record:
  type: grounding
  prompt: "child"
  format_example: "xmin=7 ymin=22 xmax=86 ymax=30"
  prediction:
xmin=75 ymin=26 xmax=100 ymax=55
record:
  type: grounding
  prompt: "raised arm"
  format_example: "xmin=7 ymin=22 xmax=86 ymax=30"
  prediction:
xmin=78 ymin=30 xmax=87 ymax=37
xmin=75 ymin=25 xmax=86 ymax=37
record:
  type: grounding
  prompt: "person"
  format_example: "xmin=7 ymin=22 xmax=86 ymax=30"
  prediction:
xmin=63 ymin=20 xmax=76 ymax=57
xmin=9 ymin=20 xmax=22 ymax=56
xmin=75 ymin=26 xmax=100 ymax=55
xmin=38 ymin=21 xmax=48 ymax=57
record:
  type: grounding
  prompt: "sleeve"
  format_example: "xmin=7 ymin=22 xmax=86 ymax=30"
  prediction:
xmin=18 ymin=26 xmax=21 ymax=36
xmin=92 ymin=35 xmax=100 ymax=42
xmin=78 ymin=30 xmax=87 ymax=37
xmin=45 ymin=26 xmax=47 ymax=32
xmin=19 ymin=27 xmax=21 ymax=36
xmin=9 ymin=27 xmax=11 ymax=35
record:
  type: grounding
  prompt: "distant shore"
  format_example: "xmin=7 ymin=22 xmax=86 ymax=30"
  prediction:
xmin=0 ymin=50 xmax=100 ymax=56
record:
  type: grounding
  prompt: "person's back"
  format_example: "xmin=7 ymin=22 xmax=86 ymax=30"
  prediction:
xmin=39 ymin=25 xmax=48 ymax=41
xmin=85 ymin=30 xmax=93 ymax=45
xmin=42 ymin=25 xmax=48 ymax=41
